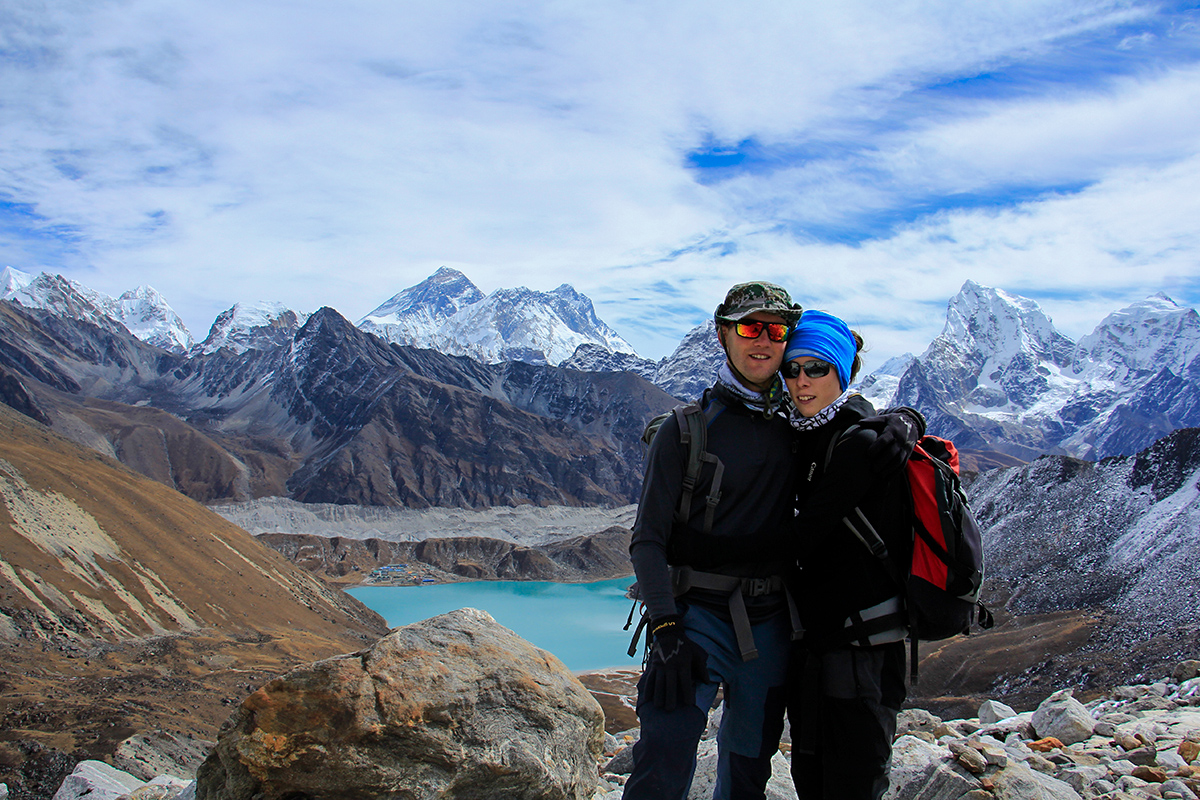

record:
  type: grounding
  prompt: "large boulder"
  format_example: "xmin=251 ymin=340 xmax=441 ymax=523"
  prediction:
xmin=1030 ymin=689 xmax=1095 ymax=745
xmin=195 ymin=608 xmax=605 ymax=800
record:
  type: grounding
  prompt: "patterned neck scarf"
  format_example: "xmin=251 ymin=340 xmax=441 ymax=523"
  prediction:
xmin=716 ymin=362 xmax=786 ymax=416
xmin=788 ymin=389 xmax=855 ymax=431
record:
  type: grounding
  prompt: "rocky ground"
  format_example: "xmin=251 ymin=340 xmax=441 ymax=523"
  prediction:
xmin=35 ymin=652 xmax=1200 ymax=800
xmin=5 ymin=491 xmax=1197 ymax=799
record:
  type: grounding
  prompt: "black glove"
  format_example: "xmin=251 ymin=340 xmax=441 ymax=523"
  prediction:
xmin=861 ymin=406 xmax=926 ymax=476
xmin=643 ymin=616 xmax=709 ymax=712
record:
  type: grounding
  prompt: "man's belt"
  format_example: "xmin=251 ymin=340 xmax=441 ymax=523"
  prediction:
xmin=670 ymin=566 xmax=803 ymax=661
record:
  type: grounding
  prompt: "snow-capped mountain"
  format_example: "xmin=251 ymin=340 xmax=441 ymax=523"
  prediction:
xmin=1 ymin=265 xmax=33 ymax=296
xmin=1 ymin=266 xmax=194 ymax=353
xmin=649 ymin=320 xmax=725 ymax=401
xmin=358 ymin=266 xmax=485 ymax=346
xmin=856 ymin=353 xmax=915 ymax=409
xmin=198 ymin=301 xmax=311 ymax=355
xmin=1070 ymin=293 xmax=1200 ymax=383
xmin=867 ymin=281 xmax=1200 ymax=461
xmin=358 ymin=267 xmax=638 ymax=366
xmin=559 ymin=319 xmax=725 ymax=402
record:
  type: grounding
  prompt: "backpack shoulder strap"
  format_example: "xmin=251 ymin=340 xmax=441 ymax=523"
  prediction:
xmin=674 ymin=394 xmax=726 ymax=535
xmin=822 ymin=422 xmax=861 ymax=469
xmin=821 ymin=422 xmax=907 ymax=585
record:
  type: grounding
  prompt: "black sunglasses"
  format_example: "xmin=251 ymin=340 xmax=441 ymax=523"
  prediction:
xmin=730 ymin=319 xmax=791 ymax=343
xmin=783 ymin=359 xmax=834 ymax=379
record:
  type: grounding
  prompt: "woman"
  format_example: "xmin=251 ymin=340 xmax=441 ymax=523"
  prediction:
xmin=782 ymin=309 xmax=914 ymax=800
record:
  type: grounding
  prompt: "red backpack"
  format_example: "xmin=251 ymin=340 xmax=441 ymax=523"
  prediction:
xmin=904 ymin=436 xmax=991 ymax=641
xmin=827 ymin=431 xmax=994 ymax=681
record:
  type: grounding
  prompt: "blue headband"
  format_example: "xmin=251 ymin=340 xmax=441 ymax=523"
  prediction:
xmin=783 ymin=310 xmax=856 ymax=392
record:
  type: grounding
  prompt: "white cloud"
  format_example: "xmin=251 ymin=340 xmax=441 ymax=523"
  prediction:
xmin=1 ymin=0 xmax=1197 ymax=368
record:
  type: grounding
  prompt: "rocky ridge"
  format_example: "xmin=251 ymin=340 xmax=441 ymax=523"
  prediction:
xmin=0 ymin=299 xmax=674 ymax=507
xmin=254 ymin=527 xmax=635 ymax=584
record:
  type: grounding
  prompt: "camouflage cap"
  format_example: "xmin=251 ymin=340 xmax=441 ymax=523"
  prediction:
xmin=714 ymin=281 xmax=802 ymax=325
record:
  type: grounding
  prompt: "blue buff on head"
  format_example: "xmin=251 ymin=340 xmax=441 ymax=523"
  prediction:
xmin=783 ymin=309 xmax=856 ymax=392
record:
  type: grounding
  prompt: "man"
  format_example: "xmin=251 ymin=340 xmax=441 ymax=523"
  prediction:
xmin=624 ymin=282 xmax=920 ymax=800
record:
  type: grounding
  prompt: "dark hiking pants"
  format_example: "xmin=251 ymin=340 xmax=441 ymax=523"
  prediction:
xmin=787 ymin=641 xmax=906 ymax=800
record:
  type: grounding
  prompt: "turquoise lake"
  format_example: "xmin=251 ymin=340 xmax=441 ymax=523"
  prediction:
xmin=346 ymin=577 xmax=642 ymax=673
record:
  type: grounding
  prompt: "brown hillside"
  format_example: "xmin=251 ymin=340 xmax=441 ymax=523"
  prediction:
xmin=0 ymin=402 xmax=389 ymax=786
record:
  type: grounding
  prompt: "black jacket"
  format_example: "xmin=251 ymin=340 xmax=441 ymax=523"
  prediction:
xmin=791 ymin=394 xmax=912 ymax=645
xmin=630 ymin=383 xmax=797 ymax=621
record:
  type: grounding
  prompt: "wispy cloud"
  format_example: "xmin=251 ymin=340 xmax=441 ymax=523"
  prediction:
xmin=1 ymin=0 xmax=1198 ymax=365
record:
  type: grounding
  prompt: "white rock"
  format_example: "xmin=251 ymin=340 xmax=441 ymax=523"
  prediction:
xmin=1161 ymin=778 xmax=1194 ymax=798
xmin=1117 ymin=774 xmax=1151 ymax=791
xmin=1156 ymin=749 xmax=1188 ymax=771
xmin=991 ymin=760 xmax=1084 ymax=800
xmin=982 ymin=712 xmax=1036 ymax=739
xmin=52 ymin=761 xmax=143 ymax=800
xmin=1059 ymin=764 xmax=1108 ymax=793
xmin=1032 ymin=689 xmax=1096 ymax=745
xmin=979 ymin=700 xmax=1019 ymax=725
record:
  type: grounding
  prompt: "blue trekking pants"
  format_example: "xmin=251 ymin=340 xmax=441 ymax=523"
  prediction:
xmin=623 ymin=602 xmax=790 ymax=800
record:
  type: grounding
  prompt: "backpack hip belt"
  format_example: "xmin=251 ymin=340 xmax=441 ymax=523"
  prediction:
xmin=670 ymin=566 xmax=804 ymax=661
xmin=841 ymin=594 xmax=907 ymax=648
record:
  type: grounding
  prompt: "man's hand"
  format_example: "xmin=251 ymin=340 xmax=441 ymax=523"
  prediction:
xmin=861 ymin=406 xmax=926 ymax=476
xmin=643 ymin=616 xmax=709 ymax=712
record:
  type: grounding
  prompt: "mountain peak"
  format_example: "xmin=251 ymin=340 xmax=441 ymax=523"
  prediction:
xmin=2 ymin=270 xmax=194 ymax=353
xmin=1072 ymin=293 xmax=1200 ymax=381
xmin=1 ymin=266 xmax=34 ymax=295
xmin=358 ymin=269 xmax=636 ymax=366
xmin=199 ymin=301 xmax=309 ymax=355
xmin=360 ymin=268 xmax=485 ymax=325
xmin=939 ymin=281 xmax=1073 ymax=367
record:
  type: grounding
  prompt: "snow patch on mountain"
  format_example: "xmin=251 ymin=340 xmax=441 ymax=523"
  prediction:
xmin=1 ymin=266 xmax=34 ymax=296
xmin=967 ymin=428 xmax=1200 ymax=637
xmin=561 ymin=320 xmax=724 ymax=402
xmin=198 ymin=301 xmax=313 ymax=356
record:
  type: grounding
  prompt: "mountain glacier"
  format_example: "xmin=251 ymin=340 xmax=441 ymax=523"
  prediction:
xmin=358 ymin=267 xmax=638 ymax=366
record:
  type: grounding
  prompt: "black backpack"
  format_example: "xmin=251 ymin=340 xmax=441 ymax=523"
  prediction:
xmin=640 ymin=394 xmax=727 ymax=537
xmin=625 ymin=395 xmax=727 ymax=657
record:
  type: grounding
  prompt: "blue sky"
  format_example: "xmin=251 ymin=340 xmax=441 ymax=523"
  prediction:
xmin=2 ymin=0 xmax=1199 ymax=367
